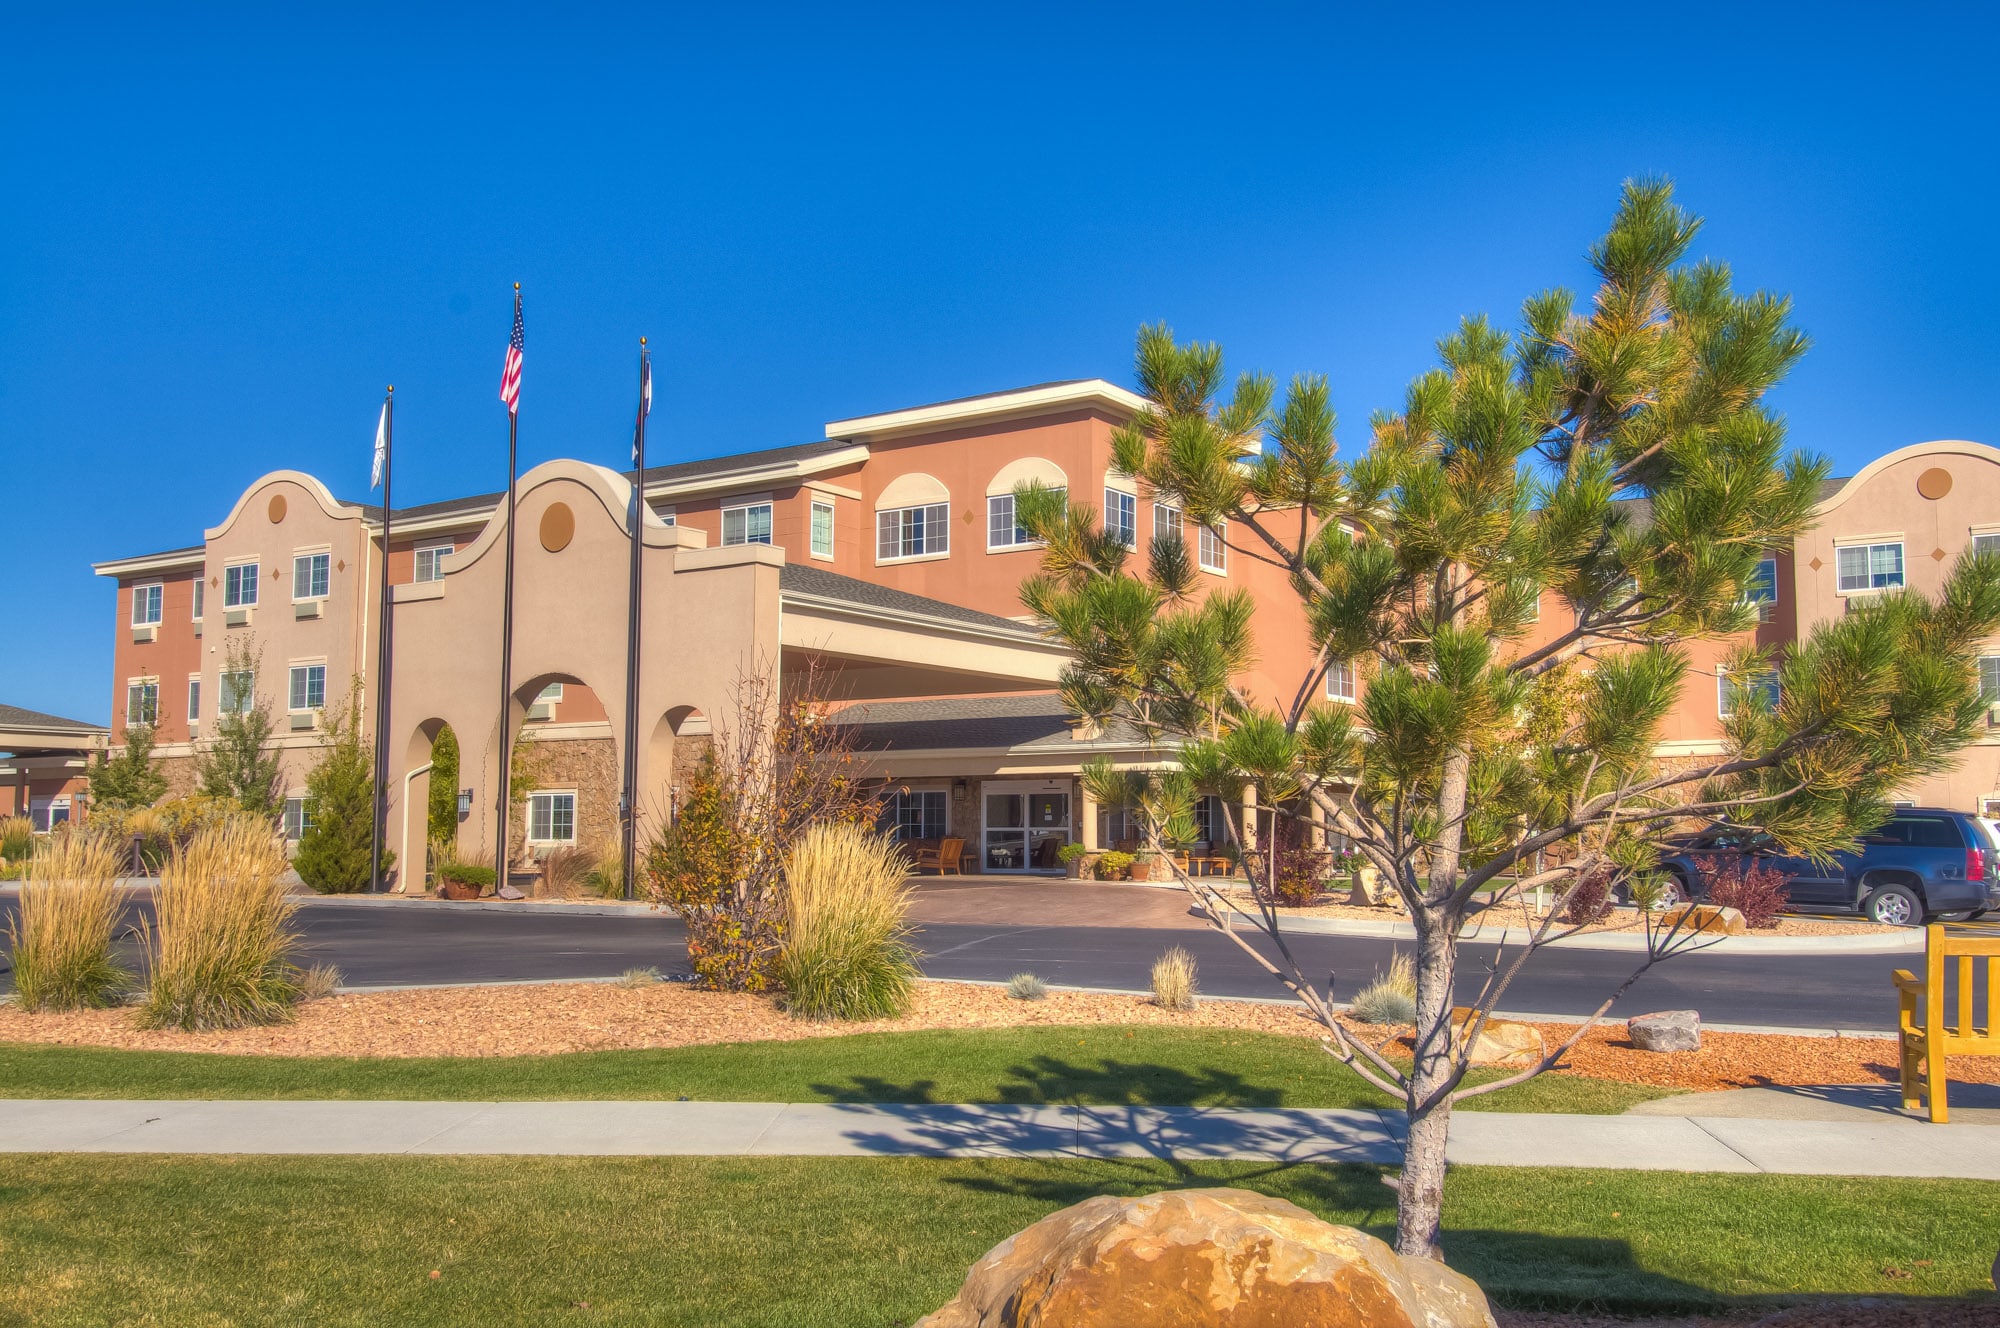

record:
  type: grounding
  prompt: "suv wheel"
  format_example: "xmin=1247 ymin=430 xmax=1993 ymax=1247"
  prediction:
xmin=1863 ymin=883 xmax=1924 ymax=927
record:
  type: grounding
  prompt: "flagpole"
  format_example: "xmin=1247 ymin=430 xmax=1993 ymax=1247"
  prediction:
xmin=370 ymin=385 xmax=395 ymax=892
xmin=620 ymin=337 xmax=650 ymax=901
xmin=496 ymin=283 xmax=522 ymax=890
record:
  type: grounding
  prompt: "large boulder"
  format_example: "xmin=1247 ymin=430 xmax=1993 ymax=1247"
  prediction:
xmin=1657 ymin=903 xmax=1746 ymax=936
xmin=1449 ymin=1009 xmax=1545 ymax=1067
xmin=917 ymin=1187 xmax=1494 ymax=1328
xmin=1628 ymin=1009 xmax=1702 ymax=1052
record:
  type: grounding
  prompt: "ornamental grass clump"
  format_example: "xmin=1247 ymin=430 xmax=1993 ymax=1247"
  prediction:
xmin=137 ymin=817 xmax=304 ymax=1031
xmin=1349 ymin=952 xmax=1417 ymax=1026
xmin=5 ymin=830 xmax=129 ymax=1011
xmin=1150 ymin=946 xmax=1199 ymax=1011
xmin=1007 ymin=972 xmax=1048 ymax=1001
xmin=0 ymin=814 xmax=32 ymax=866
xmin=778 ymin=822 xmax=918 ymax=1021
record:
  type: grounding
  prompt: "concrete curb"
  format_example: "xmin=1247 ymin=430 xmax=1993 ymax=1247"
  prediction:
xmin=1200 ymin=907 xmax=1924 ymax=954
xmin=295 ymin=894 xmax=673 ymax=919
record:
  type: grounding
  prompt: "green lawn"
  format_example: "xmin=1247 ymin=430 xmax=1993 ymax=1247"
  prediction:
xmin=0 ymin=1026 xmax=1669 ymax=1114
xmin=0 ymin=1155 xmax=1990 ymax=1325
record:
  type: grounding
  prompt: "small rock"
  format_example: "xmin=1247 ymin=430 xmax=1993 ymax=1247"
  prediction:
xmin=497 ymin=883 xmax=526 ymax=900
xmin=1658 ymin=903 xmax=1746 ymax=936
xmin=1628 ymin=1009 xmax=1702 ymax=1052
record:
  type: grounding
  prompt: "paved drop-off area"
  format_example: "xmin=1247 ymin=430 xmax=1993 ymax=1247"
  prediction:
xmin=4 ymin=1098 xmax=1998 ymax=1179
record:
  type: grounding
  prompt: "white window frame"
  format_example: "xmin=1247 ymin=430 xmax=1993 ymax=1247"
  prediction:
xmin=986 ymin=494 xmax=1031 ymax=551
xmin=1835 ymin=540 xmax=1903 ymax=594
xmin=219 ymin=669 xmax=255 ymax=716
xmin=223 ymin=560 xmax=260 ymax=608
xmin=288 ymin=662 xmax=327 ymax=713
xmin=884 ymin=789 xmax=948 ymax=842
xmin=412 ymin=543 xmax=454 ymax=583
xmin=877 ymin=503 xmax=951 ymax=563
xmin=283 ymin=796 xmax=312 ymax=842
xmin=1980 ymin=656 xmax=2000 ymax=704
xmin=1325 ymin=658 xmax=1357 ymax=703
xmin=186 ymin=676 xmax=202 ymax=727
xmin=1104 ymin=487 xmax=1137 ymax=549
xmin=1743 ymin=557 xmax=1779 ymax=621
xmin=656 ymin=506 xmax=677 ymax=527
xmin=721 ymin=502 xmax=774 ymax=547
xmin=1973 ymin=532 xmax=2000 ymax=559
xmin=131 ymin=582 xmax=164 ymax=626
xmin=291 ymin=550 xmax=330 ymax=602
xmin=809 ymin=499 xmax=836 ymax=559
xmin=1717 ymin=665 xmax=1780 ymax=718
xmin=527 ymin=790 xmax=578 ymax=845
xmin=1198 ymin=521 xmax=1227 ymax=574
xmin=125 ymin=678 xmax=159 ymax=728
xmin=191 ymin=578 xmax=204 ymax=622
xmin=1153 ymin=502 xmax=1181 ymax=543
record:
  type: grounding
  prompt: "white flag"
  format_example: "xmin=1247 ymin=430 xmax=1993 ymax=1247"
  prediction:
xmin=631 ymin=356 xmax=652 ymax=465
xmin=370 ymin=402 xmax=388 ymax=489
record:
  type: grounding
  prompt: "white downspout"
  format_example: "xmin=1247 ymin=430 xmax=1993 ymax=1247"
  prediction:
xmin=396 ymin=761 xmax=433 ymax=893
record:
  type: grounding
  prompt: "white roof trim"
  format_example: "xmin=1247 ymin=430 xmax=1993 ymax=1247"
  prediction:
xmin=93 ymin=549 xmax=205 ymax=578
xmin=826 ymin=379 xmax=1148 ymax=443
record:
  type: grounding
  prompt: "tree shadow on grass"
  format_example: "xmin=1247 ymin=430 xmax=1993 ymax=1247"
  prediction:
xmin=808 ymin=1056 xmax=1302 ymax=1108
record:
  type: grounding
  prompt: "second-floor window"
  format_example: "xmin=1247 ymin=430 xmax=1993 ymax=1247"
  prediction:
xmin=1325 ymin=658 xmax=1357 ymax=702
xmin=220 ymin=669 xmax=255 ymax=715
xmin=293 ymin=552 xmax=329 ymax=601
xmin=1836 ymin=541 xmax=1903 ymax=593
xmin=1744 ymin=558 xmax=1778 ymax=619
xmin=722 ymin=502 xmax=773 ymax=546
xmin=413 ymin=544 xmax=453 ymax=582
xmin=288 ymin=664 xmax=327 ymax=712
xmin=192 ymin=579 xmax=204 ymax=621
xmin=810 ymin=500 xmax=835 ymax=557
xmin=125 ymin=679 xmax=158 ymax=727
xmin=1717 ymin=666 xmax=1780 ymax=718
xmin=1199 ymin=521 xmax=1227 ymax=574
xmin=1980 ymin=656 xmax=2000 ymax=703
xmin=987 ymin=494 xmax=1030 ymax=549
xmin=1975 ymin=533 xmax=2000 ymax=559
xmin=132 ymin=583 xmax=163 ymax=626
xmin=1153 ymin=502 xmax=1181 ymax=543
xmin=1105 ymin=489 xmax=1137 ymax=548
xmin=878 ymin=503 xmax=950 ymax=560
xmin=224 ymin=562 xmax=259 ymax=608
xmin=187 ymin=677 xmax=202 ymax=725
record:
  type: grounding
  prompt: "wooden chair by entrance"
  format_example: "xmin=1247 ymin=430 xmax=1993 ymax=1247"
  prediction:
xmin=1895 ymin=923 xmax=2000 ymax=1123
xmin=911 ymin=837 xmax=966 ymax=875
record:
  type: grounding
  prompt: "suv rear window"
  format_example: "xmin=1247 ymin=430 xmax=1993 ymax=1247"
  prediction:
xmin=1866 ymin=816 xmax=1966 ymax=848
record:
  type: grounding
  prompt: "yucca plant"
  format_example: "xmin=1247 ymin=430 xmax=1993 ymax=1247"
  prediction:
xmin=778 ymin=822 xmax=918 ymax=1021
xmin=5 ymin=830 xmax=129 ymax=1010
xmin=137 ymin=817 xmax=303 ymax=1030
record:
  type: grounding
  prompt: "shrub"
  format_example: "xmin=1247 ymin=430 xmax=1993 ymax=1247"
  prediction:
xmin=536 ymin=844 xmax=593 ymax=898
xmin=1150 ymin=946 xmax=1199 ymax=1011
xmin=1349 ymin=951 xmax=1417 ymax=1025
xmin=1694 ymin=855 xmax=1789 ymax=929
xmin=0 ymin=815 xmax=32 ymax=866
xmin=137 ymin=818 xmax=303 ymax=1030
xmin=1245 ymin=819 xmax=1334 ymax=906
xmin=583 ymin=829 xmax=626 ymax=899
xmin=426 ymin=724 xmax=461 ymax=851
xmin=196 ymin=636 xmax=284 ymax=815
xmin=1560 ymin=863 xmax=1618 ymax=924
xmin=293 ymin=684 xmax=391 ymax=894
xmin=435 ymin=862 xmax=496 ymax=892
xmin=88 ymin=721 xmax=169 ymax=811
xmin=1094 ymin=850 xmax=1134 ymax=880
xmin=777 ymin=822 xmax=918 ymax=1021
xmin=1007 ymin=972 xmax=1048 ymax=1001
xmin=297 ymin=964 xmax=342 ymax=1001
xmin=617 ymin=966 xmax=663 ymax=988
xmin=1056 ymin=843 xmax=1090 ymax=866
xmin=5 ymin=830 xmax=129 ymax=1011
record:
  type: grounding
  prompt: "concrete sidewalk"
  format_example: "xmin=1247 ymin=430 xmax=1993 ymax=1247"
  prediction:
xmin=2 ymin=1099 xmax=1995 ymax=1179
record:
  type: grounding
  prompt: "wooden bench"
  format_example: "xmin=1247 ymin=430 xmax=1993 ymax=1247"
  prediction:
xmin=910 ymin=837 xmax=965 ymax=875
xmin=1895 ymin=923 xmax=2000 ymax=1123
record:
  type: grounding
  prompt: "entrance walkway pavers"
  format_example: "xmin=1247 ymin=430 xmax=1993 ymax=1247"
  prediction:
xmin=3 ymin=1099 xmax=1997 ymax=1178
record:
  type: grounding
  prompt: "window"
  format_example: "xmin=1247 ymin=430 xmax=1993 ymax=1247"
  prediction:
xmin=292 ymin=552 xmax=330 ymax=601
xmin=125 ymin=679 xmax=158 ymax=727
xmin=413 ymin=544 xmax=453 ymax=583
xmin=810 ymin=500 xmax=835 ymax=558
xmin=987 ymin=494 xmax=1030 ymax=549
xmin=191 ymin=579 xmax=204 ymax=621
xmin=656 ymin=507 xmax=677 ymax=527
xmin=1325 ymin=658 xmax=1357 ymax=702
xmin=1743 ymin=558 xmax=1778 ymax=619
xmin=283 ymin=797 xmax=312 ymax=842
xmin=1980 ymin=656 xmax=2000 ymax=703
xmin=131 ymin=583 xmax=163 ymax=626
xmin=883 ymin=790 xmax=947 ymax=841
xmin=1098 ymin=805 xmax=1140 ymax=849
xmin=30 ymin=797 xmax=72 ymax=833
xmin=1198 ymin=521 xmax=1227 ymax=574
xmin=288 ymin=664 xmax=326 ymax=712
xmin=1193 ymin=794 xmax=1227 ymax=847
xmin=1976 ymin=533 xmax=2000 ymax=559
xmin=877 ymin=503 xmax=951 ymax=560
xmin=722 ymin=502 xmax=773 ymax=546
xmin=223 ymin=561 xmax=259 ymax=608
xmin=1105 ymin=489 xmax=1137 ymax=548
xmin=220 ymin=670 xmax=255 ymax=715
xmin=1866 ymin=815 xmax=1965 ymax=848
xmin=527 ymin=791 xmax=576 ymax=844
xmin=187 ymin=677 xmax=202 ymax=725
xmin=1836 ymin=541 xmax=1903 ymax=593
xmin=1717 ymin=666 xmax=1780 ymax=718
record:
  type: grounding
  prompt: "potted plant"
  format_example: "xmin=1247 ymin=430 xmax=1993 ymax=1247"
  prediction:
xmin=1057 ymin=842 xmax=1095 ymax=880
xmin=435 ymin=862 xmax=495 ymax=900
xmin=1094 ymin=850 xmax=1135 ymax=881
xmin=1131 ymin=850 xmax=1174 ymax=883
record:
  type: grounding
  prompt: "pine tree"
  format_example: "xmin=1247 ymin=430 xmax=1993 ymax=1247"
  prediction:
xmin=293 ymin=680 xmax=391 ymax=894
xmin=196 ymin=637 xmax=283 ymax=816
xmin=1017 ymin=180 xmax=2000 ymax=1257
xmin=89 ymin=722 xmax=168 ymax=811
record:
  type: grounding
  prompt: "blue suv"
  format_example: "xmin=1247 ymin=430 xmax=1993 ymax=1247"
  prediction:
xmin=1656 ymin=808 xmax=2000 ymax=926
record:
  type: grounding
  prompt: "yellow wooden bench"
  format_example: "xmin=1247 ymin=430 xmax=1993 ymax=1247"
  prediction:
xmin=1895 ymin=924 xmax=2000 ymax=1123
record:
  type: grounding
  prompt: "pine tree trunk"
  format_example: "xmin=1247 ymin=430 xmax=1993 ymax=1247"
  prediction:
xmin=1396 ymin=907 xmax=1457 ymax=1258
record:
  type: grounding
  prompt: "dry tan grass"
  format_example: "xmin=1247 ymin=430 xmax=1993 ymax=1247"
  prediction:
xmin=779 ymin=823 xmax=918 ymax=1020
xmin=5 ymin=830 xmax=128 ymax=1010
xmin=1150 ymin=945 xmax=1200 ymax=1011
xmin=137 ymin=818 xmax=303 ymax=1030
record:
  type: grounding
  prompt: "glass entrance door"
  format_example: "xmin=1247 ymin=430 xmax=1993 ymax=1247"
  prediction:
xmin=982 ymin=784 xmax=1070 ymax=873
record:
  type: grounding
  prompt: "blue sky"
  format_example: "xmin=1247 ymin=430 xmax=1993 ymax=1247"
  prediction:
xmin=3 ymin=3 xmax=1995 ymax=723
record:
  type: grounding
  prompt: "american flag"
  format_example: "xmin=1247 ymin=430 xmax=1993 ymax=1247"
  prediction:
xmin=499 ymin=294 xmax=524 ymax=415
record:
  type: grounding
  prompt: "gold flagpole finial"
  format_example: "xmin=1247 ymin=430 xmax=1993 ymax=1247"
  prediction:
xmin=386 ymin=384 xmax=394 ymax=395
xmin=640 ymin=336 xmax=647 ymax=348
xmin=514 ymin=281 xmax=521 ymax=292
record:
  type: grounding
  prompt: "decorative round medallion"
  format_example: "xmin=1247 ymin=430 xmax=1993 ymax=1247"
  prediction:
xmin=268 ymin=494 xmax=288 ymax=523
xmin=539 ymin=502 xmax=575 ymax=553
xmin=1917 ymin=467 xmax=1953 ymax=500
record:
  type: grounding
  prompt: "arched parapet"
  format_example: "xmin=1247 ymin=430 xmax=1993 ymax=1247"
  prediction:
xmin=204 ymin=470 xmax=364 ymax=542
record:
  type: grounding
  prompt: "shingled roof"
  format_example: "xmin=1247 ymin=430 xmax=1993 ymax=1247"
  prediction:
xmin=832 ymin=693 xmax=1151 ymax=753
xmin=0 ymin=704 xmax=104 ymax=734
xmin=778 ymin=563 xmax=1047 ymax=637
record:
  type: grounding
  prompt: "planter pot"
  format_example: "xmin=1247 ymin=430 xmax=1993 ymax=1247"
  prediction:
xmin=1065 ymin=855 xmax=1098 ymax=880
xmin=436 ymin=877 xmax=483 ymax=901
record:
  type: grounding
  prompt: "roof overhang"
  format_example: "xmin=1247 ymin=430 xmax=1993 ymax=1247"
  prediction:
xmin=92 ymin=548 xmax=205 ymax=579
xmin=780 ymin=592 xmax=1069 ymax=702
xmin=825 ymin=380 xmax=1148 ymax=444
